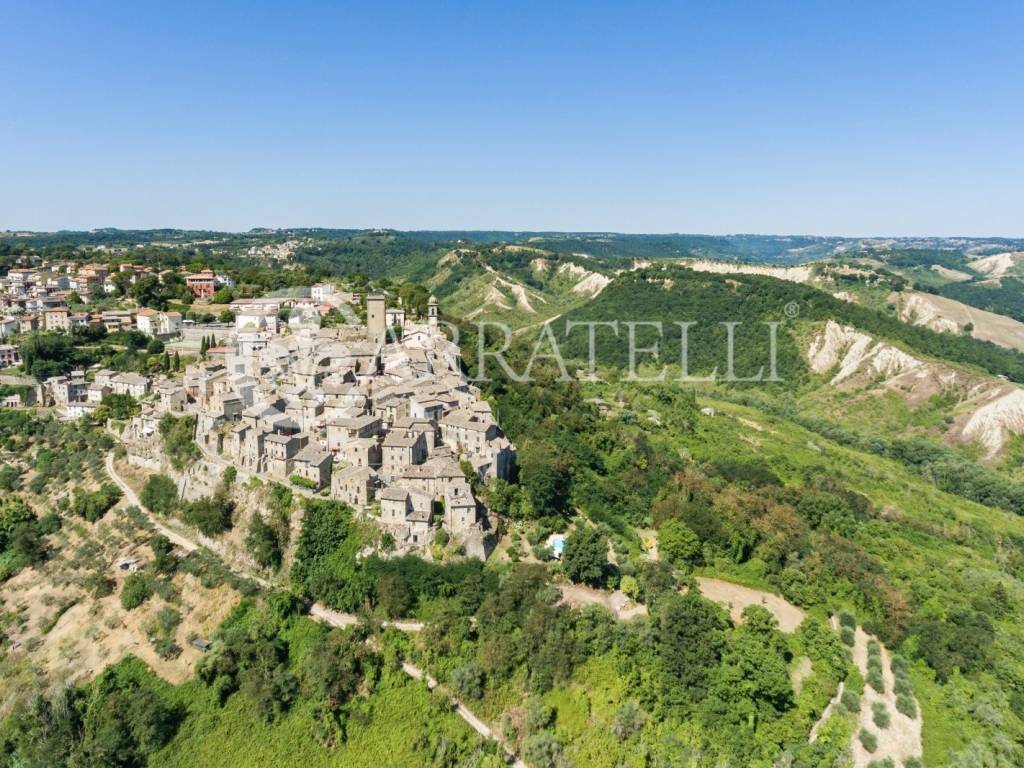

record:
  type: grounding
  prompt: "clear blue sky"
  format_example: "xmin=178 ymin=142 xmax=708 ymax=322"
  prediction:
xmin=2 ymin=1 xmax=1021 ymax=236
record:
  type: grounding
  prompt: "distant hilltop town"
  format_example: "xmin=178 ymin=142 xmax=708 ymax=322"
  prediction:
xmin=0 ymin=261 xmax=232 ymax=351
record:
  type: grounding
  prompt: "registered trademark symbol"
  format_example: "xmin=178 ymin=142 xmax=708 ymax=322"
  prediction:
xmin=784 ymin=302 xmax=800 ymax=319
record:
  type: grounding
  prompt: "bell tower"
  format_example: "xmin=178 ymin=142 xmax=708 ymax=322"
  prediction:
xmin=428 ymin=295 xmax=438 ymax=328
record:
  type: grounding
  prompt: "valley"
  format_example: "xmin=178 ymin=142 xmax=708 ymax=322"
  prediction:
xmin=2 ymin=229 xmax=1023 ymax=768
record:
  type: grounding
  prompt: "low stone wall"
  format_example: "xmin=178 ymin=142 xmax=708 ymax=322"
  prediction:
xmin=127 ymin=452 xmax=163 ymax=472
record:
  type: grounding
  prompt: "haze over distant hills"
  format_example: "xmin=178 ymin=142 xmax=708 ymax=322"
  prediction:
xmin=5 ymin=228 xmax=1024 ymax=265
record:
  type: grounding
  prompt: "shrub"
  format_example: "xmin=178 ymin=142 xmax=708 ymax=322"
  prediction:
xmin=120 ymin=574 xmax=153 ymax=610
xmin=522 ymin=732 xmax=563 ymax=768
xmin=838 ymin=611 xmax=857 ymax=629
xmin=611 ymin=700 xmax=645 ymax=741
xmin=872 ymin=701 xmax=891 ymax=729
xmin=289 ymin=475 xmax=318 ymax=490
xmin=859 ymin=729 xmax=878 ymax=753
xmin=85 ymin=572 xmax=115 ymax=598
xmin=525 ymin=697 xmax=553 ymax=732
xmin=846 ymin=663 xmax=865 ymax=695
xmin=867 ymin=667 xmax=885 ymax=693
xmin=903 ymin=758 xmax=923 ymax=768
xmin=840 ymin=626 xmax=856 ymax=646
xmin=154 ymin=606 xmax=181 ymax=636
xmin=867 ymin=760 xmax=895 ymax=768
xmin=840 ymin=689 xmax=861 ymax=713
xmin=895 ymin=693 xmax=917 ymax=719
xmin=222 ymin=466 xmax=237 ymax=487
xmin=890 ymin=654 xmax=909 ymax=675
xmin=154 ymin=636 xmax=182 ymax=660
xmin=450 ymin=663 xmax=484 ymax=700
xmin=37 ymin=512 xmax=62 ymax=535
xmin=894 ymin=674 xmax=913 ymax=697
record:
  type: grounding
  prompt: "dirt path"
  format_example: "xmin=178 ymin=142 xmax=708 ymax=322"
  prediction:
xmin=694 ymin=577 xmax=806 ymax=633
xmin=105 ymin=451 xmax=511 ymax=756
xmin=559 ymin=583 xmax=648 ymax=620
xmin=558 ymin=577 xmax=807 ymax=634
xmin=309 ymin=603 xmax=424 ymax=633
xmin=790 ymin=655 xmax=813 ymax=694
xmin=850 ymin=627 xmax=923 ymax=768
xmin=105 ymin=453 xmax=200 ymax=557
xmin=316 ymin=608 xmax=523 ymax=767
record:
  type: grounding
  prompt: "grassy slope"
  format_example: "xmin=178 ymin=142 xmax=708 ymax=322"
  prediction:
xmin=152 ymin=681 xmax=470 ymax=768
xmin=666 ymin=393 xmax=1024 ymax=764
xmin=431 ymin=247 xmax=607 ymax=329
xmin=150 ymin=616 xmax=483 ymax=768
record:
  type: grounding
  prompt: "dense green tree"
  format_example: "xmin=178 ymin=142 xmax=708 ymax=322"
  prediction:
xmin=376 ymin=571 xmax=414 ymax=618
xmin=0 ymin=464 xmax=22 ymax=492
xmin=522 ymin=732 xmax=564 ymax=768
xmin=611 ymin=700 xmax=645 ymax=741
xmin=708 ymin=606 xmax=793 ymax=728
xmin=657 ymin=519 xmax=702 ymax=569
xmin=0 ymin=684 xmax=83 ymax=766
xmin=180 ymin=494 xmax=233 ymax=537
xmin=158 ymin=414 xmax=199 ymax=469
xmin=211 ymin=286 xmax=234 ymax=304
xmin=246 ymin=513 xmax=282 ymax=569
xmin=150 ymin=534 xmax=177 ymax=574
xmin=76 ymin=666 xmax=179 ymax=767
xmin=519 ymin=443 xmax=572 ymax=518
xmin=71 ymin=484 xmax=122 ymax=522
xmin=562 ymin=525 xmax=608 ymax=586
xmin=450 ymin=663 xmax=484 ymax=701
xmin=139 ymin=474 xmax=178 ymax=515
xmin=912 ymin=610 xmax=996 ymax=681
xmin=120 ymin=574 xmax=153 ymax=610
xmin=655 ymin=591 xmax=728 ymax=707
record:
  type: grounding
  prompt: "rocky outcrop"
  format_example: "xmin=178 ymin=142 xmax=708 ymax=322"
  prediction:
xmin=555 ymin=262 xmax=610 ymax=297
xmin=681 ymin=259 xmax=814 ymax=284
xmin=968 ymin=251 xmax=1024 ymax=280
xmin=807 ymin=320 xmax=1024 ymax=457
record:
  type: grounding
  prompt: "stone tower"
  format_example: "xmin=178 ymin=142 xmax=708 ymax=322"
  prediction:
xmin=366 ymin=293 xmax=386 ymax=345
xmin=428 ymin=295 xmax=438 ymax=328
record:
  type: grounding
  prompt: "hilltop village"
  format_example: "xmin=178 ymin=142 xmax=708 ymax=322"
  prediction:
xmin=114 ymin=292 xmax=514 ymax=556
xmin=0 ymin=256 xmax=516 ymax=555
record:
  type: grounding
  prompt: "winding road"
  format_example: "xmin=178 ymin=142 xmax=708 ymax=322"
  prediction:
xmin=104 ymin=452 xmax=519 ymax=764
